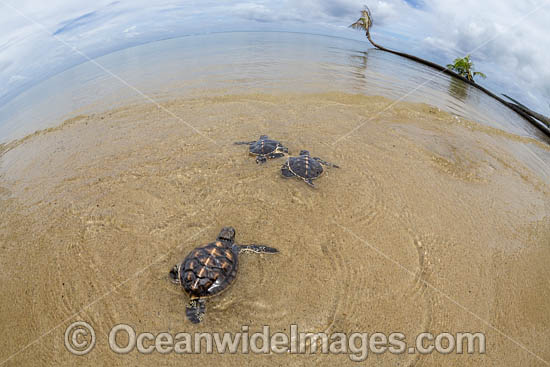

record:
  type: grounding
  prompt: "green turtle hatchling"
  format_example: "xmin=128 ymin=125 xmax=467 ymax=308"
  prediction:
xmin=234 ymin=135 xmax=289 ymax=163
xmin=281 ymin=150 xmax=339 ymax=187
xmin=170 ymin=226 xmax=278 ymax=323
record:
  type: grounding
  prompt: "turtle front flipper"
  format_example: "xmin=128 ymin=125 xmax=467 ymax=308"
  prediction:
xmin=238 ymin=244 xmax=279 ymax=254
xmin=169 ymin=264 xmax=180 ymax=284
xmin=314 ymin=157 xmax=340 ymax=168
xmin=186 ymin=298 xmax=206 ymax=324
xmin=304 ymin=178 xmax=316 ymax=187
xmin=234 ymin=141 xmax=256 ymax=145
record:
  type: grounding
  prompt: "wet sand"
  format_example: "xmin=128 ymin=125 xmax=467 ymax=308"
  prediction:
xmin=1 ymin=92 xmax=549 ymax=366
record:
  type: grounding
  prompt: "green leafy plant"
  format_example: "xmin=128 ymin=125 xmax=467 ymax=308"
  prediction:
xmin=446 ymin=55 xmax=486 ymax=82
xmin=349 ymin=8 xmax=376 ymax=46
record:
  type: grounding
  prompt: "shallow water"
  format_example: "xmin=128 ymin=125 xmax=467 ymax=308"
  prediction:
xmin=1 ymin=32 xmax=549 ymax=144
xmin=1 ymin=91 xmax=549 ymax=366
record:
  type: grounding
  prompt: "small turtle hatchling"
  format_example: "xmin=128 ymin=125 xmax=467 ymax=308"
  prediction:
xmin=170 ymin=226 xmax=278 ymax=323
xmin=234 ymin=135 xmax=289 ymax=163
xmin=281 ymin=150 xmax=339 ymax=187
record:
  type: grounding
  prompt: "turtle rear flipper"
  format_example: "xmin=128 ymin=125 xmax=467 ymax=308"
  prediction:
xmin=234 ymin=141 xmax=255 ymax=145
xmin=239 ymin=244 xmax=279 ymax=254
xmin=267 ymin=152 xmax=286 ymax=160
xmin=186 ymin=299 xmax=206 ymax=324
xmin=281 ymin=165 xmax=295 ymax=178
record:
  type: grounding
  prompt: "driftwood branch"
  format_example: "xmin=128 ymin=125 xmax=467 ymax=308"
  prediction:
xmin=502 ymin=94 xmax=550 ymax=127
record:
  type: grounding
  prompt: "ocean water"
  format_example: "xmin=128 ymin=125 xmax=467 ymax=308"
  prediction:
xmin=0 ymin=32 xmax=547 ymax=143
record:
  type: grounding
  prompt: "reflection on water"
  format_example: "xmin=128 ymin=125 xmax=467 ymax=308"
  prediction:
xmin=448 ymin=77 xmax=469 ymax=101
xmin=348 ymin=50 xmax=370 ymax=84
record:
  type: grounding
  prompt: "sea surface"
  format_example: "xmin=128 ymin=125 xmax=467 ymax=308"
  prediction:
xmin=1 ymin=32 xmax=548 ymax=144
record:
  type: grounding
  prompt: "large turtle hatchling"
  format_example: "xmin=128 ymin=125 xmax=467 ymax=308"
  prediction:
xmin=170 ymin=226 xmax=278 ymax=323
xmin=281 ymin=150 xmax=340 ymax=187
xmin=234 ymin=135 xmax=289 ymax=163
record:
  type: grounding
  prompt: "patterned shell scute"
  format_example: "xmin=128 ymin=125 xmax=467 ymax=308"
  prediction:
xmin=289 ymin=155 xmax=324 ymax=179
xmin=249 ymin=139 xmax=279 ymax=155
xmin=180 ymin=241 xmax=238 ymax=298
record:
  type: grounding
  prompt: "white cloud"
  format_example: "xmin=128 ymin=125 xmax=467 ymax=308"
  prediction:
xmin=416 ymin=0 xmax=550 ymax=112
xmin=0 ymin=0 xmax=548 ymax=114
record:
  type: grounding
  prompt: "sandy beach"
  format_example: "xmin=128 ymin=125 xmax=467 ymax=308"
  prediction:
xmin=1 ymin=92 xmax=549 ymax=366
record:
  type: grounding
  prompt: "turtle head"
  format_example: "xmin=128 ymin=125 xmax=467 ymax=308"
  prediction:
xmin=299 ymin=150 xmax=310 ymax=156
xmin=217 ymin=226 xmax=236 ymax=243
xmin=259 ymin=135 xmax=269 ymax=140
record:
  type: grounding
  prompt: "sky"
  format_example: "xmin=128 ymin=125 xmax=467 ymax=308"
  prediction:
xmin=0 ymin=0 xmax=549 ymax=114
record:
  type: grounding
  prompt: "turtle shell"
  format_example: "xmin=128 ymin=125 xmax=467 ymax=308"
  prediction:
xmin=179 ymin=241 xmax=239 ymax=298
xmin=287 ymin=155 xmax=324 ymax=179
xmin=249 ymin=139 xmax=281 ymax=156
